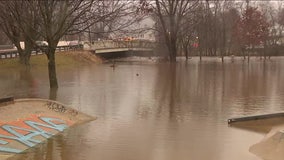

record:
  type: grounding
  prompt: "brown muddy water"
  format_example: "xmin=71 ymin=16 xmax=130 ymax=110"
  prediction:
xmin=1 ymin=57 xmax=284 ymax=160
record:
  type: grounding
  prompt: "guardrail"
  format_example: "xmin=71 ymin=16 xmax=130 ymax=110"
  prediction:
xmin=88 ymin=40 xmax=156 ymax=50
xmin=0 ymin=45 xmax=82 ymax=59
xmin=0 ymin=45 xmax=14 ymax=50
xmin=0 ymin=50 xmax=19 ymax=59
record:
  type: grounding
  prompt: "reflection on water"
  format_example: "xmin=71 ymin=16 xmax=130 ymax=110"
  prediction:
xmin=2 ymin=57 xmax=284 ymax=160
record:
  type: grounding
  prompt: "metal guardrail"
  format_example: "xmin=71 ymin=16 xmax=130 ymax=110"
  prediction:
xmin=0 ymin=45 xmax=83 ymax=59
xmin=90 ymin=40 xmax=156 ymax=50
xmin=0 ymin=45 xmax=14 ymax=50
xmin=0 ymin=49 xmax=19 ymax=59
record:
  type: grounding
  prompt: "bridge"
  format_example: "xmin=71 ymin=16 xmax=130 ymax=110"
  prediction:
xmin=0 ymin=40 xmax=156 ymax=59
xmin=85 ymin=40 xmax=156 ymax=59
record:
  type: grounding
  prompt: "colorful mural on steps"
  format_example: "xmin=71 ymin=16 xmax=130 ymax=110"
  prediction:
xmin=0 ymin=114 xmax=73 ymax=154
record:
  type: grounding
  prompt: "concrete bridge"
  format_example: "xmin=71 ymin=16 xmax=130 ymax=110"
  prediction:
xmin=0 ymin=40 xmax=156 ymax=59
xmin=84 ymin=40 xmax=156 ymax=58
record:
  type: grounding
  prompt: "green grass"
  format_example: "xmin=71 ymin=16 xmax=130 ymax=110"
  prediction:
xmin=0 ymin=53 xmax=82 ymax=68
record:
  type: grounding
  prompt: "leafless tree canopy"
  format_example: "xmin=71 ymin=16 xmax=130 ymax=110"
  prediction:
xmin=0 ymin=0 xmax=146 ymax=88
xmin=150 ymin=0 xmax=199 ymax=61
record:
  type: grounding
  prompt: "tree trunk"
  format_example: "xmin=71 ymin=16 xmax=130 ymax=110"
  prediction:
xmin=49 ymin=88 xmax=58 ymax=100
xmin=221 ymin=14 xmax=226 ymax=63
xmin=248 ymin=50 xmax=250 ymax=63
xmin=242 ymin=47 xmax=246 ymax=59
xmin=14 ymin=43 xmax=25 ymax=64
xmin=23 ymin=53 xmax=31 ymax=66
xmin=198 ymin=37 xmax=202 ymax=61
xmin=169 ymin=44 xmax=177 ymax=62
xmin=248 ymin=46 xmax=253 ymax=63
xmin=166 ymin=35 xmax=177 ymax=62
xmin=199 ymin=48 xmax=202 ymax=61
xmin=263 ymin=42 xmax=267 ymax=60
xmin=185 ymin=46 xmax=189 ymax=60
xmin=23 ymin=39 xmax=33 ymax=66
xmin=47 ymin=46 xmax=58 ymax=89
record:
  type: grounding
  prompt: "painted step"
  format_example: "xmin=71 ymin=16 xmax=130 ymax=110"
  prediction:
xmin=0 ymin=97 xmax=95 ymax=158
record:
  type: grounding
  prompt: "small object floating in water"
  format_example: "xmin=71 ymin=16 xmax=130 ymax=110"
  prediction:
xmin=110 ymin=60 xmax=116 ymax=68
xmin=0 ymin=97 xmax=95 ymax=156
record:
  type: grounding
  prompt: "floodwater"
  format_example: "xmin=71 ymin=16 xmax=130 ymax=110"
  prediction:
xmin=1 ymin=57 xmax=284 ymax=160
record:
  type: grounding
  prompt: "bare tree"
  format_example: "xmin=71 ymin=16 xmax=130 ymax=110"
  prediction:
xmin=150 ymin=0 xmax=199 ymax=62
xmin=178 ymin=10 xmax=199 ymax=60
xmin=85 ymin=1 xmax=149 ymax=42
xmin=29 ymin=0 xmax=94 ymax=88
xmin=277 ymin=2 xmax=284 ymax=47
xmin=258 ymin=2 xmax=279 ymax=59
xmin=0 ymin=29 xmax=10 ymax=45
xmin=223 ymin=6 xmax=240 ymax=56
xmin=235 ymin=6 xmax=269 ymax=62
xmin=0 ymin=1 xmax=40 ymax=66
xmin=0 ymin=1 xmax=24 ymax=63
xmin=0 ymin=0 xmax=144 ymax=88
xmin=33 ymin=0 xmax=138 ymax=88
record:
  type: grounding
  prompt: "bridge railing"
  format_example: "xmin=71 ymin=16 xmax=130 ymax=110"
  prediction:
xmin=89 ymin=40 xmax=156 ymax=50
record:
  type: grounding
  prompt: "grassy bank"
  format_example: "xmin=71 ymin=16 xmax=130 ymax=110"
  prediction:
xmin=0 ymin=51 xmax=102 ymax=68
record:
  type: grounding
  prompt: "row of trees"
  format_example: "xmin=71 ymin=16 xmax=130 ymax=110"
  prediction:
xmin=0 ymin=0 xmax=146 ymax=88
xmin=2 ymin=0 xmax=284 ymax=88
xmin=143 ymin=0 xmax=284 ymax=62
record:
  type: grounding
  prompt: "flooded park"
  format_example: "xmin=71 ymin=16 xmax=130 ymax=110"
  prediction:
xmin=1 ymin=0 xmax=284 ymax=159
xmin=1 ymin=57 xmax=284 ymax=160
